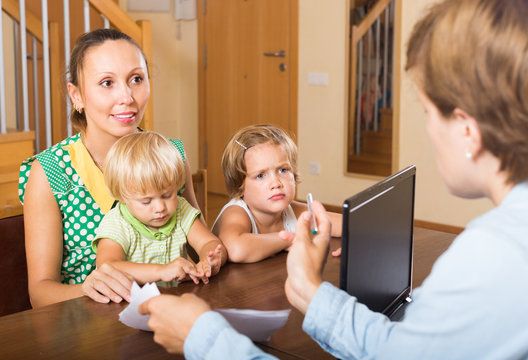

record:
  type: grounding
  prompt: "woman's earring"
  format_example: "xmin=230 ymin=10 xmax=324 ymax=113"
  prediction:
xmin=73 ymin=103 xmax=83 ymax=114
xmin=465 ymin=150 xmax=473 ymax=159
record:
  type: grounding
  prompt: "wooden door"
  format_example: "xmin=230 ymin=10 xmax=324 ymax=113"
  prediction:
xmin=198 ymin=0 xmax=298 ymax=194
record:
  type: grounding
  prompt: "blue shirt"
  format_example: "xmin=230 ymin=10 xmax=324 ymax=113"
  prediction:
xmin=185 ymin=183 xmax=528 ymax=359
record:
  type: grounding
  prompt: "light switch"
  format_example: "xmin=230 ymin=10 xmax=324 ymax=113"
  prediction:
xmin=308 ymin=72 xmax=328 ymax=86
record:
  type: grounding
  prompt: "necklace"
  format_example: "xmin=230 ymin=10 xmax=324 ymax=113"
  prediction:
xmin=81 ymin=135 xmax=105 ymax=171
xmin=93 ymin=158 xmax=104 ymax=171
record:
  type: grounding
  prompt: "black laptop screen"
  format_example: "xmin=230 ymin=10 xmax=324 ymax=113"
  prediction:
xmin=340 ymin=166 xmax=415 ymax=314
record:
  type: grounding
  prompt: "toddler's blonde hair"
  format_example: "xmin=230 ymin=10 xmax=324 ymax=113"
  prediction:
xmin=104 ymin=131 xmax=185 ymax=202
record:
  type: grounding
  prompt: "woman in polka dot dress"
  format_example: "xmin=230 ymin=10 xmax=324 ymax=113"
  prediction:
xmin=19 ymin=29 xmax=202 ymax=308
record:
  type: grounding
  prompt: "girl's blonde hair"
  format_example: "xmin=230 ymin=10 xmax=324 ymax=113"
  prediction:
xmin=406 ymin=0 xmax=528 ymax=184
xmin=222 ymin=124 xmax=299 ymax=198
xmin=104 ymin=131 xmax=185 ymax=202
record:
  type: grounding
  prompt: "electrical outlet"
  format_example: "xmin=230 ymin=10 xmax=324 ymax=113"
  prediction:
xmin=309 ymin=162 xmax=320 ymax=175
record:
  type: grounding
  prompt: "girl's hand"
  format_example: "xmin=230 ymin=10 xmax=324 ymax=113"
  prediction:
xmin=81 ymin=263 xmax=133 ymax=303
xmin=207 ymin=244 xmax=224 ymax=276
xmin=162 ymin=258 xmax=202 ymax=284
xmin=195 ymin=244 xmax=224 ymax=284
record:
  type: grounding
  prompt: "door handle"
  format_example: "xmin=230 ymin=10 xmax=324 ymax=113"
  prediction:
xmin=263 ymin=50 xmax=286 ymax=58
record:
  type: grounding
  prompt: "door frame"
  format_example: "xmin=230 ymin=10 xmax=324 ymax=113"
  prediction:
xmin=197 ymin=0 xmax=299 ymax=169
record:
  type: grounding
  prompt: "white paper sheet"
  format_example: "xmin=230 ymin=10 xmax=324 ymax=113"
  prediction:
xmin=119 ymin=282 xmax=291 ymax=341
xmin=215 ymin=308 xmax=291 ymax=342
xmin=118 ymin=282 xmax=160 ymax=331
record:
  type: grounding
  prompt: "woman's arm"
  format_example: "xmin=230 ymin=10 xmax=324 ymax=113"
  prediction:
xmin=24 ymin=159 xmax=83 ymax=307
xmin=212 ymin=206 xmax=291 ymax=263
xmin=24 ymin=160 xmax=132 ymax=307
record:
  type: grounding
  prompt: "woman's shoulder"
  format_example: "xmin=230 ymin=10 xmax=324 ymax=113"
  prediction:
xmin=211 ymin=198 xmax=254 ymax=234
xmin=23 ymin=133 xmax=81 ymax=166
xmin=167 ymin=138 xmax=185 ymax=161
xmin=19 ymin=133 xmax=82 ymax=203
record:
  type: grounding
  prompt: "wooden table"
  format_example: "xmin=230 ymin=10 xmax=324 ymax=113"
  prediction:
xmin=0 ymin=227 xmax=456 ymax=359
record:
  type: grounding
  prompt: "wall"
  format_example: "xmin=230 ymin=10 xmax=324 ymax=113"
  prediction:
xmin=119 ymin=0 xmax=199 ymax=172
xmin=121 ymin=0 xmax=493 ymax=228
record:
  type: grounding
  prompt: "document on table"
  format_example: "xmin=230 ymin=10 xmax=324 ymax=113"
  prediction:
xmin=119 ymin=282 xmax=291 ymax=341
xmin=119 ymin=282 xmax=160 ymax=331
xmin=215 ymin=308 xmax=291 ymax=342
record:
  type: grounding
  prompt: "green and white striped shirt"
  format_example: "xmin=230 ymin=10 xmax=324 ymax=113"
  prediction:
xmin=93 ymin=197 xmax=200 ymax=264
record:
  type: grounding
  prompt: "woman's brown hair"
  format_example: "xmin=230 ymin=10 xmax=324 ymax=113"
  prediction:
xmin=406 ymin=0 xmax=528 ymax=183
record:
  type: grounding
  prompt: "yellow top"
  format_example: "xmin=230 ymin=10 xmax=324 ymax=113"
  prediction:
xmin=63 ymin=140 xmax=115 ymax=214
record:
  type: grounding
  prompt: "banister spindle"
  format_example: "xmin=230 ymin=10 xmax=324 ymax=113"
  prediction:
xmin=382 ymin=6 xmax=389 ymax=108
xmin=84 ymin=0 xmax=90 ymax=33
xmin=32 ymin=35 xmax=40 ymax=150
xmin=374 ymin=17 xmax=380 ymax=132
xmin=42 ymin=0 xmax=51 ymax=147
xmin=102 ymin=14 xmax=110 ymax=29
xmin=63 ymin=0 xmax=71 ymax=136
xmin=19 ymin=0 xmax=30 ymax=132
xmin=355 ymin=38 xmax=363 ymax=155
xmin=0 ymin=0 xmax=6 ymax=133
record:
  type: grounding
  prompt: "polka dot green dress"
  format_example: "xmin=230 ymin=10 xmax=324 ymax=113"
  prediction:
xmin=18 ymin=133 xmax=186 ymax=285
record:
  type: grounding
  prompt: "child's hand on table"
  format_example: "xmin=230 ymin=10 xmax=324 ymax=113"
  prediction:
xmin=195 ymin=244 xmax=224 ymax=284
xmin=161 ymin=257 xmax=201 ymax=284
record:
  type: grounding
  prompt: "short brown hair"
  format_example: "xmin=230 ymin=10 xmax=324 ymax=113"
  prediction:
xmin=222 ymin=124 xmax=299 ymax=198
xmin=67 ymin=29 xmax=148 ymax=132
xmin=104 ymin=131 xmax=185 ymax=202
xmin=406 ymin=0 xmax=528 ymax=184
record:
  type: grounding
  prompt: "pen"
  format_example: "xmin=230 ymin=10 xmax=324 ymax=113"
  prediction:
xmin=306 ymin=193 xmax=318 ymax=235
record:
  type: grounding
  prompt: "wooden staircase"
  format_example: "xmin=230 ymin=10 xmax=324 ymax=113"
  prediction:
xmin=0 ymin=132 xmax=35 ymax=217
xmin=348 ymin=0 xmax=394 ymax=177
xmin=348 ymin=108 xmax=392 ymax=176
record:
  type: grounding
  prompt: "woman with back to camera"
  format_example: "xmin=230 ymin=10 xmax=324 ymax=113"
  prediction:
xmin=139 ymin=0 xmax=528 ymax=358
xmin=19 ymin=29 xmax=204 ymax=308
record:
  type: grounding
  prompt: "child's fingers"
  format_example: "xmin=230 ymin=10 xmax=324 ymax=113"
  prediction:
xmin=279 ymin=230 xmax=295 ymax=242
xmin=197 ymin=262 xmax=212 ymax=283
xmin=182 ymin=261 xmax=202 ymax=282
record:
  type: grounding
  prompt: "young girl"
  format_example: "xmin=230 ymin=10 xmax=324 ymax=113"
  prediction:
xmin=93 ymin=131 xmax=226 ymax=284
xmin=212 ymin=124 xmax=341 ymax=263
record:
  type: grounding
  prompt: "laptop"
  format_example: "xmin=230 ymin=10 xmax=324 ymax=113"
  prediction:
xmin=340 ymin=165 xmax=416 ymax=321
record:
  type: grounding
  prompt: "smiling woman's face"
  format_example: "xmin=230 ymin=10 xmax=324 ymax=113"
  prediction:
xmin=72 ymin=39 xmax=150 ymax=139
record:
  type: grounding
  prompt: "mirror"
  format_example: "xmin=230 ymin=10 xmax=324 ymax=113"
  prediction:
xmin=347 ymin=0 xmax=395 ymax=177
